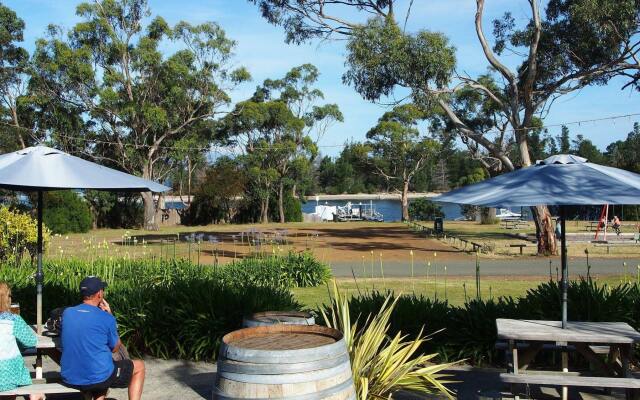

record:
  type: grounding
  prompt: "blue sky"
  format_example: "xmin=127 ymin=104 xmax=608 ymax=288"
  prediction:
xmin=6 ymin=0 xmax=639 ymax=157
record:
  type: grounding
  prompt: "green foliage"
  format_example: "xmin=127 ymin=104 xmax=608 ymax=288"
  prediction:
xmin=344 ymin=17 xmax=456 ymax=103
xmin=0 ymin=206 xmax=49 ymax=265
xmin=331 ymin=278 xmax=640 ymax=365
xmin=1 ymin=257 xmax=307 ymax=361
xmin=83 ymin=192 xmax=143 ymax=229
xmin=225 ymin=251 xmax=332 ymax=288
xmin=281 ymin=193 xmax=302 ymax=222
xmin=321 ymin=282 xmax=454 ymax=400
xmin=0 ymin=1 xmax=31 ymax=152
xmin=607 ymin=122 xmax=640 ymax=173
xmin=409 ymin=198 xmax=444 ymax=221
xmin=183 ymin=158 xmax=246 ymax=225
xmin=29 ymin=0 xmax=248 ymax=228
xmin=219 ymin=64 xmax=340 ymax=223
xmin=43 ymin=191 xmax=93 ymax=234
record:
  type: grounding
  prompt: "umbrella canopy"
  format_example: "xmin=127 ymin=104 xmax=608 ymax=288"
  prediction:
xmin=0 ymin=146 xmax=168 ymax=192
xmin=433 ymin=154 xmax=640 ymax=207
xmin=0 ymin=145 xmax=170 ymax=332
xmin=432 ymin=154 xmax=640 ymax=328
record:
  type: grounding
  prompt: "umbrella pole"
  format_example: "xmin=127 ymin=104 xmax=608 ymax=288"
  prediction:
xmin=561 ymin=205 xmax=568 ymax=329
xmin=36 ymin=190 xmax=43 ymax=334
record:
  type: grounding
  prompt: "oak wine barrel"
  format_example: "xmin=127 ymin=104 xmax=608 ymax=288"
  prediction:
xmin=242 ymin=311 xmax=315 ymax=328
xmin=214 ymin=325 xmax=355 ymax=400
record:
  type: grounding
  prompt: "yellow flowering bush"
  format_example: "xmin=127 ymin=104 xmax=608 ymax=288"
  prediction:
xmin=0 ymin=206 xmax=50 ymax=264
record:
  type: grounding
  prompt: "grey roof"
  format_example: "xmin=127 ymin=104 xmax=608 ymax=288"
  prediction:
xmin=433 ymin=154 xmax=640 ymax=207
xmin=0 ymin=146 xmax=169 ymax=192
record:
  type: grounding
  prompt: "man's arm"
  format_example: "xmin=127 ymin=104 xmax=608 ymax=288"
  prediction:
xmin=112 ymin=339 xmax=122 ymax=354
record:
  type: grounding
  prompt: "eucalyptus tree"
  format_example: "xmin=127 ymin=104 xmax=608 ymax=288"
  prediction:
xmin=250 ymin=0 xmax=639 ymax=254
xmin=221 ymin=65 xmax=340 ymax=223
xmin=220 ymin=97 xmax=305 ymax=223
xmin=0 ymin=2 xmax=29 ymax=150
xmin=29 ymin=0 xmax=249 ymax=229
xmin=366 ymin=104 xmax=440 ymax=221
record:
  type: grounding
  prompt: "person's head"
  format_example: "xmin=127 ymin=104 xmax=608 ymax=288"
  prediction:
xmin=80 ymin=276 xmax=108 ymax=305
xmin=0 ymin=282 xmax=11 ymax=313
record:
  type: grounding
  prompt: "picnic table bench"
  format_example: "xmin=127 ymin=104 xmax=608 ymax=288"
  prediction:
xmin=0 ymin=383 xmax=84 ymax=397
xmin=502 ymin=218 xmax=529 ymax=230
xmin=0 ymin=331 xmax=86 ymax=399
xmin=594 ymin=241 xmax=640 ymax=254
xmin=585 ymin=220 xmax=602 ymax=231
xmin=497 ymin=319 xmax=640 ymax=400
xmin=507 ymin=243 xmax=534 ymax=255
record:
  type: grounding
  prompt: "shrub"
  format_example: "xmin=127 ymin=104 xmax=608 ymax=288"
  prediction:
xmin=183 ymin=159 xmax=246 ymax=225
xmin=1 ymin=258 xmax=301 ymax=361
xmin=321 ymin=282 xmax=455 ymax=399
xmin=43 ymin=191 xmax=92 ymax=234
xmin=409 ymin=198 xmax=444 ymax=221
xmin=223 ymin=251 xmax=332 ymax=288
xmin=0 ymin=206 xmax=49 ymax=265
xmin=326 ymin=278 xmax=640 ymax=365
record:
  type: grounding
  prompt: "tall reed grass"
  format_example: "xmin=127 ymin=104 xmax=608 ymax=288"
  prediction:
xmin=0 ymin=252 xmax=330 ymax=361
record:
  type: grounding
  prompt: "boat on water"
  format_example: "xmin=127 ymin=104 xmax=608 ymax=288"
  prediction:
xmin=496 ymin=208 xmax=522 ymax=219
xmin=310 ymin=201 xmax=384 ymax=222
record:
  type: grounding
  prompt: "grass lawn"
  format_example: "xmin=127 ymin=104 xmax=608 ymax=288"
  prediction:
xmin=292 ymin=275 xmax=635 ymax=309
xmin=426 ymin=220 xmax=640 ymax=257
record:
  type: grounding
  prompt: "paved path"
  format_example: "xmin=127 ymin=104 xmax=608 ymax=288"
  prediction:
xmin=330 ymin=257 xmax=640 ymax=278
xmin=35 ymin=357 xmax=631 ymax=399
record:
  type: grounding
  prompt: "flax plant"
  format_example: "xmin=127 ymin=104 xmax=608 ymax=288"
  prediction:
xmin=322 ymin=281 xmax=455 ymax=400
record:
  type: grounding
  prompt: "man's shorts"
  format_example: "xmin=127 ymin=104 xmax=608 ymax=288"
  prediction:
xmin=66 ymin=359 xmax=134 ymax=394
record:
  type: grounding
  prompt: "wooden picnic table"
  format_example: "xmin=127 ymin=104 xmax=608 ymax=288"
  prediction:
xmin=497 ymin=319 xmax=640 ymax=400
xmin=501 ymin=218 xmax=529 ymax=230
xmin=30 ymin=327 xmax=62 ymax=382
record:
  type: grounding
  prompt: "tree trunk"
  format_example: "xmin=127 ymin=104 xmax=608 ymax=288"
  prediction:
xmin=141 ymin=191 xmax=158 ymax=230
xmin=480 ymin=207 xmax=497 ymax=224
xmin=260 ymin=197 xmax=269 ymax=224
xmin=532 ymin=205 xmax=558 ymax=255
xmin=401 ymin=180 xmax=410 ymax=221
xmin=278 ymin=181 xmax=285 ymax=223
xmin=187 ymin=156 xmax=192 ymax=206
xmin=141 ymin=164 xmax=159 ymax=230
xmin=517 ymin=138 xmax=557 ymax=255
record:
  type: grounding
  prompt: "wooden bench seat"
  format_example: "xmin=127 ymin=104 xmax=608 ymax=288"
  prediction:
xmin=0 ymin=383 xmax=82 ymax=396
xmin=500 ymin=372 xmax=640 ymax=389
xmin=495 ymin=341 xmax=609 ymax=354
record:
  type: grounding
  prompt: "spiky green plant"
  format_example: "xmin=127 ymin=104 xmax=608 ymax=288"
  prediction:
xmin=321 ymin=281 xmax=455 ymax=399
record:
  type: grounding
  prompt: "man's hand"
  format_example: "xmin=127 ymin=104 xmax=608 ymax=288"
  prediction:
xmin=99 ymin=299 xmax=112 ymax=314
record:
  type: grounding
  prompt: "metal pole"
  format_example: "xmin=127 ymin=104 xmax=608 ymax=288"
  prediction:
xmin=36 ymin=190 xmax=44 ymax=334
xmin=561 ymin=205 xmax=568 ymax=329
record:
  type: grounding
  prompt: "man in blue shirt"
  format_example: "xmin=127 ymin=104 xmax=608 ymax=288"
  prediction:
xmin=61 ymin=276 xmax=145 ymax=400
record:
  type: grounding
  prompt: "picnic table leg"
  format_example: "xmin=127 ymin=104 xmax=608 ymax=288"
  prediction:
xmin=509 ymin=340 xmax=520 ymax=400
xmin=620 ymin=344 xmax=638 ymax=400
xmin=560 ymin=342 xmax=569 ymax=400
xmin=35 ymin=352 xmax=43 ymax=381
xmin=574 ymin=343 xmax=615 ymax=377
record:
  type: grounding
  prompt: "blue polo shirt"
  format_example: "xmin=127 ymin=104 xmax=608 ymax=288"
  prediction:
xmin=60 ymin=303 xmax=119 ymax=385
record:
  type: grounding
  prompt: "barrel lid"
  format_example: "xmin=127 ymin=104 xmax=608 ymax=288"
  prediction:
xmin=225 ymin=325 xmax=339 ymax=350
xmin=219 ymin=325 xmax=346 ymax=363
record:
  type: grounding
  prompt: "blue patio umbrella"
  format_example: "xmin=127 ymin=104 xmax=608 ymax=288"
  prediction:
xmin=433 ymin=154 xmax=640 ymax=328
xmin=0 ymin=146 xmax=170 ymax=331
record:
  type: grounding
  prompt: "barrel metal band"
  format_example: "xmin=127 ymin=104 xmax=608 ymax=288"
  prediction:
xmin=218 ymin=352 xmax=350 ymax=375
xmin=213 ymin=375 xmax=355 ymax=400
xmin=218 ymin=360 xmax=350 ymax=384
xmin=219 ymin=337 xmax=347 ymax=364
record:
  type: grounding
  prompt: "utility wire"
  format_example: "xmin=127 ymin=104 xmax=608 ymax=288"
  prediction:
xmin=1 ymin=111 xmax=639 ymax=152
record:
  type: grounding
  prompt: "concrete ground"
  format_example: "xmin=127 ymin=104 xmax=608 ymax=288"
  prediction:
xmin=31 ymin=357 xmax=632 ymax=400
